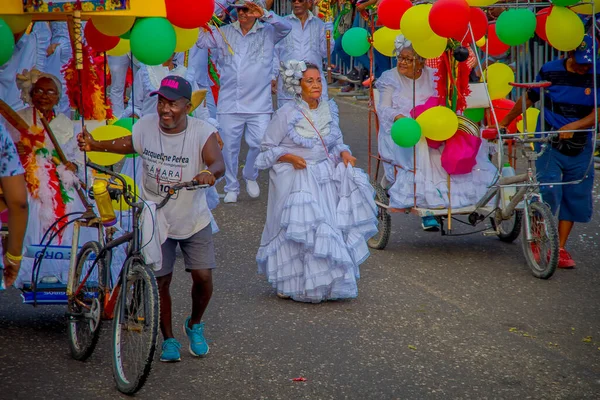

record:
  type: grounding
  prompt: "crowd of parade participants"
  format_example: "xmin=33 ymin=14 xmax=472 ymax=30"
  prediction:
xmin=0 ymin=0 xmax=597 ymax=363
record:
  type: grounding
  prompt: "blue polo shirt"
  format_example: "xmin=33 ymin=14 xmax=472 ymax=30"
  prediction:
xmin=527 ymin=59 xmax=599 ymax=133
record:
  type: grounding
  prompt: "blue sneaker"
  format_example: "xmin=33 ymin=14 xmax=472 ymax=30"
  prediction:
xmin=160 ymin=338 xmax=181 ymax=362
xmin=421 ymin=216 xmax=440 ymax=232
xmin=184 ymin=317 xmax=209 ymax=357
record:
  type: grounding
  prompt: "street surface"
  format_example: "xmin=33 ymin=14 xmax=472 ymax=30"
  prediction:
xmin=1 ymin=98 xmax=599 ymax=399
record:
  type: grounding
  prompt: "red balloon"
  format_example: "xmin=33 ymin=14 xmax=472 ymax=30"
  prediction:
xmin=535 ymin=7 xmax=551 ymax=42
xmin=486 ymin=98 xmax=518 ymax=133
xmin=377 ymin=0 xmax=412 ymax=30
xmin=84 ymin=22 xmax=119 ymax=53
xmin=166 ymin=0 xmax=215 ymax=29
xmin=429 ymin=0 xmax=470 ymax=39
xmin=486 ymin=23 xmax=510 ymax=57
xmin=464 ymin=7 xmax=488 ymax=44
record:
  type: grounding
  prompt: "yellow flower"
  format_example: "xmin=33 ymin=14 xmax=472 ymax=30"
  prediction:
xmin=38 ymin=4 xmax=49 ymax=12
xmin=82 ymin=2 xmax=95 ymax=11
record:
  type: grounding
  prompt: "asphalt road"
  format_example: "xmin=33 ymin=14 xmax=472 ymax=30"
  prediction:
xmin=1 ymin=98 xmax=599 ymax=399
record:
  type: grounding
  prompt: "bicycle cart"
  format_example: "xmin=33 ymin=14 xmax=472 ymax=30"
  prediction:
xmin=363 ymin=3 xmax=598 ymax=280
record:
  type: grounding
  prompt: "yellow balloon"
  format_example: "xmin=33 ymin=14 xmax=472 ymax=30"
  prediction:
xmin=412 ymin=34 xmax=447 ymax=59
xmin=174 ymin=26 xmax=200 ymax=53
xmin=467 ymin=0 xmax=498 ymax=5
xmin=570 ymin=0 xmax=600 ymax=15
xmin=416 ymin=106 xmax=459 ymax=141
xmin=1 ymin=15 xmax=33 ymax=34
xmin=476 ymin=37 xmax=486 ymax=48
xmin=111 ymin=174 xmax=139 ymax=212
xmin=373 ymin=27 xmax=402 ymax=57
xmin=400 ymin=4 xmax=433 ymax=42
xmin=92 ymin=16 xmax=136 ymax=37
xmin=484 ymin=62 xmax=514 ymax=100
xmin=516 ymin=108 xmax=540 ymax=133
xmin=107 ymin=39 xmax=130 ymax=57
xmin=87 ymin=125 xmax=131 ymax=166
xmin=546 ymin=6 xmax=584 ymax=51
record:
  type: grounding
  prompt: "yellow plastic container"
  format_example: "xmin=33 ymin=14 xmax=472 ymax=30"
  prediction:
xmin=92 ymin=180 xmax=117 ymax=227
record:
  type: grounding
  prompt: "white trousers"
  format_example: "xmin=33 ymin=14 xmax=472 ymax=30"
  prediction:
xmin=108 ymin=55 xmax=139 ymax=117
xmin=217 ymin=113 xmax=271 ymax=194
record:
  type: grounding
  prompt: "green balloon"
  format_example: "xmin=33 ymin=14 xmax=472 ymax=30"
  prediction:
xmin=112 ymin=116 xmax=138 ymax=132
xmin=0 ymin=19 xmax=15 ymax=67
xmin=130 ymin=18 xmax=176 ymax=66
xmin=120 ymin=30 xmax=131 ymax=40
xmin=391 ymin=117 xmax=422 ymax=148
xmin=342 ymin=27 xmax=371 ymax=57
xmin=496 ymin=9 xmax=537 ymax=47
xmin=464 ymin=108 xmax=485 ymax=123
xmin=550 ymin=0 xmax=579 ymax=5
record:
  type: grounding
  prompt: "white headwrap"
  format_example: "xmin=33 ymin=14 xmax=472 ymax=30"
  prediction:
xmin=15 ymin=68 xmax=63 ymax=107
xmin=279 ymin=59 xmax=307 ymax=96
xmin=394 ymin=34 xmax=425 ymax=62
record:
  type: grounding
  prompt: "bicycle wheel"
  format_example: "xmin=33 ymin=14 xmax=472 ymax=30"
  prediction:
xmin=521 ymin=202 xmax=558 ymax=279
xmin=67 ymin=241 xmax=106 ymax=361
xmin=112 ymin=260 xmax=159 ymax=395
xmin=368 ymin=181 xmax=391 ymax=250
xmin=490 ymin=210 xmax=523 ymax=243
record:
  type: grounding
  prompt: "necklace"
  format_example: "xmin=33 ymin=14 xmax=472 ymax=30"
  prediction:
xmin=156 ymin=119 xmax=188 ymax=186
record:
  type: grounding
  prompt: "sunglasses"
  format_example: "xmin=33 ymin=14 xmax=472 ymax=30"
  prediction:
xmin=238 ymin=6 xmax=249 ymax=12
xmin=291 ymin=0 xmax=306 ymax=3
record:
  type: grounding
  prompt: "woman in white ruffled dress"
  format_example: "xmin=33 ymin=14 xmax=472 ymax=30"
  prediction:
xmin=255 ymin=61 xmax=377 ymax=303
xmin=120 ymin=53 xmax=221 ymax=225
xmin=4 ymin=69 xmax=95 ymax=288
xmin=376 ymin=35 xmax=497 ymax=230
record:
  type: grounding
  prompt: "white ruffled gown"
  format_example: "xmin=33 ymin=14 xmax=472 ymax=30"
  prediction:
xmin=376 ymin=67 xmax=497 ymax=209
xmin=255 ymin=99 xmax=378 ymax=303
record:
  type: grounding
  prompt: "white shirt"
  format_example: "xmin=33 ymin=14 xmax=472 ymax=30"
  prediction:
xmin=195 ymin=11 xmax=291 ymax=114
xmin=0 ymin=34 xmax=38 ymax=112
xmin=132 ymin=115 xmax=216 ymax=239
xmin=274 ymin=12 xmax=333 ymax=73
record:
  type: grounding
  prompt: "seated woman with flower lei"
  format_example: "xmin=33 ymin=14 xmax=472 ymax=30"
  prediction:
xmin=3 ymin=69 xmax=93 ymax=288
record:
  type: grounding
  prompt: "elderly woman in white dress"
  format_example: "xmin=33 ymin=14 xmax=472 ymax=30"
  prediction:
xmin=255 ymin=61 xmax=377 ymax=303
xmin=4 ymin=69 xmax=94 ymax=288
xmin=376 ymin=36 xmax=496 ymax=230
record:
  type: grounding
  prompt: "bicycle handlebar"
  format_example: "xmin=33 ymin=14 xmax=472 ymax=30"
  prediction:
xmin=86 ymin=162 xmax=209 ymax=211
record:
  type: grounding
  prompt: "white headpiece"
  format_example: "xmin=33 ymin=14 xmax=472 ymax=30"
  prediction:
xmin=16 ymin=68 xmax=63 ymax=107
xmin=279 ymin=59 xmax=307 ymax=96
xmin=394 ymin=34 xmax=413 ymax=55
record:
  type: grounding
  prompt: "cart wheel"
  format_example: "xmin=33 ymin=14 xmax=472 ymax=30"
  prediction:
xmin=368 ymin=181 xmax=391 ymax=250
xmin=490 ymin=210 xmax=523 ymax=243
xmin=521 ymin=202 xmax=558 ymax=279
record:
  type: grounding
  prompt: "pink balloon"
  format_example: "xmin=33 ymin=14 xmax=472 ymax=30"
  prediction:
xmin=410 ymin=96 xmax=442 ymax=118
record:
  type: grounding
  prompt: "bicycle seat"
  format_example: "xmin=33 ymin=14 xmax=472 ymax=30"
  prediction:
xmin=509 ymin=81 xmax=552 ymax=89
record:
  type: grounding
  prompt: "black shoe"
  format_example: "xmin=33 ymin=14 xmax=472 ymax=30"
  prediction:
xmin=345 ymin=68 xmax=362 ymax=83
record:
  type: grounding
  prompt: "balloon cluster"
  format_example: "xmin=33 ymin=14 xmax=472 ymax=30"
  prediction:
xmin=391 ymin=104 xmax=460 ymax=148
xmin=340 ymin=0 xmax=592 ymax=61
xmin=0 ymin=0 xmax=215 ymax=68
xmin=280 ymin=60 xmax=307 ymax=95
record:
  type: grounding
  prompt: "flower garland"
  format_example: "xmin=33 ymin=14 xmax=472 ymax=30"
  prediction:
xmin=17 ymin=112 xmax=73 ymax=243
xmin=63 ymin=43 xmax=114 ymax=121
